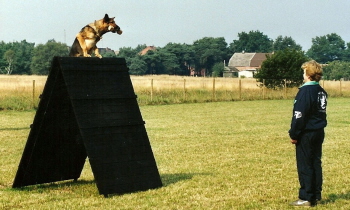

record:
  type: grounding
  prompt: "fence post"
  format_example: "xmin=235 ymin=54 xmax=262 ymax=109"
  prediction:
xmin=32 ymin=80 xmax=35 ymax=108
xmin=212 ymin=78 xmax=216 ymax=101
xmin=151 ymin=79 xmax=153 ymax=101
xmin=239 ymin=79 xmax=242 ymax=100
xmin=340 ymin=80 xmax=342 ymax=96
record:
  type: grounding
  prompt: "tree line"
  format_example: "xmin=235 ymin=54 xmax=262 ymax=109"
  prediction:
xmin=1 ymin=31 xmax=350 ymax=83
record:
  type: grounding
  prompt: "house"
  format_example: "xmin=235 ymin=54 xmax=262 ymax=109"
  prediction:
xmin=227 ymin=52 xmax=271 ymax=78
xmin=139 ymin=46 xmax=157 ymax=55
xmin=98 ymin=47 xmax=116 ymax=55
xmin=223 ymin=66 xmax=237 ymax=78
xmin=190 ymin=68 xmax=206 ymax=77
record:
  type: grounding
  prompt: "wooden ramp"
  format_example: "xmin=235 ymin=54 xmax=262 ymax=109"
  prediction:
xmin=13 ymin=57 xmax=162 ymax=196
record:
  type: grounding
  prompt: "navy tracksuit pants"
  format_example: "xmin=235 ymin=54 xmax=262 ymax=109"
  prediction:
xmin=295 ymin=129 xmax=324 ymax=202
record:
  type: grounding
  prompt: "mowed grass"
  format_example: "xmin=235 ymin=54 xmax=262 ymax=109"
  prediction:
xmin=0 ymin=98 xmax=349 ymax=209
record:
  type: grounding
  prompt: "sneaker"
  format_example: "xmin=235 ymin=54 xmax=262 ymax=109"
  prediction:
xmin=289 ymin=199 xmax=312 ymax=207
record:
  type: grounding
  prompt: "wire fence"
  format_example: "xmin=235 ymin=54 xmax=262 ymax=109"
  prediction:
xmin=0 ymin=75 xmax=349 ymax=110
xmin=130 ymin=76 xmax=350 ymax=104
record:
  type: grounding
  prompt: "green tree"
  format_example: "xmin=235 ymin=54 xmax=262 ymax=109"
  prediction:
xmin=13 ymin=40 xmax=35 ymax=74
xmin=161 ymin=43 xmax=195 ymax=75
xmin=100 ymin=51 xmax=117 ymax=57
xmin=31 ymin=39 xmax=69 ymax=75
xmin=0 ymin=42 xmax=8 ymax=71
xmin=128 ymin=56 xmax=147 ymax=75
xmin=212 ymin=62 xmax=224 ymax=77
xmin=323 ymin=61 xmax=350 ymax=80
xmin=3 ymin=49 xmax=15 ymax=74
xmin=192 ymin=37 xmax=229 ymax=76
xmin=158 ymin=50 xmax=180 ymax=75
xmin=0 ymin=40 xmax=35 ymax=74
xmin=306 ymin=33 xmax=346 ymax=63
xmin=142 ymin=50 xmax=162 ymax=74
xmin=342 ymin=42 xmax=350 ymax=62
xmin=273 ymin=36 xmax=302 ymax=51
xmin=255 ymin=49 xmax=309 ymax=89
xmin=229 ymin=30 xmax=273 ymax=53
xmin=117 ymin=44 xmax=147 ymax=74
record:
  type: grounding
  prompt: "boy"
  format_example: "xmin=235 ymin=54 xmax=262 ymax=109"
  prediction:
xmin=289 ymin=60 xmax=327 ymax=207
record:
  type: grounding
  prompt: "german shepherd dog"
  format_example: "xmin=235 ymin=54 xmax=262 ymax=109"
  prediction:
xmin=69 ymin=14 xmax=122 ymax=58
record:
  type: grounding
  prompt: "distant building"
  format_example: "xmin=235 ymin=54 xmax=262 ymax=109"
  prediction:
xmin=190 ymin=68 xmax=205 ymax=77
xmin=139 ymin=46 xmax=157 ymax=55
xmin=98 ymin=47 xmax=117 ymax=55
xmin=223 ymin=66 xmax=237 ymax=78
xmin=227 ymin=52 xmax=272 ymax=78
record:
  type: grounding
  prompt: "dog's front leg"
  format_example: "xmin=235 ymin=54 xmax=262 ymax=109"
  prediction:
xmin=94 ymin=47 xmax=102 ymax=58
xmin=76 ymin=34 xmax=90 ymax=57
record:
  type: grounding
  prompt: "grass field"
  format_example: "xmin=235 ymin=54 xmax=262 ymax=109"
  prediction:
xmin=0 ymin=98 xmax=349 ymax=209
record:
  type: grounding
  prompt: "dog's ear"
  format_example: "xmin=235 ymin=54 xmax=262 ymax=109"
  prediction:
xmin=104 ymin=14 xmax=110 ymax=22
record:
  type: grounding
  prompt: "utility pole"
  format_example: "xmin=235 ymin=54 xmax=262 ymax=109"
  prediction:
xmin=64 ymin=29 xmax=66 ymax=44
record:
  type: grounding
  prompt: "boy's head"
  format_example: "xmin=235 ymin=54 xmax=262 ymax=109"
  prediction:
xmin=301 ymin=60 xmax=323 ymax=82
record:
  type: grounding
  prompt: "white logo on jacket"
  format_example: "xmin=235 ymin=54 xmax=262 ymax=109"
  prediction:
xmin=318 ymin=92 xmax=327 ymax=111
xmin=294 ymin=111 xmax=302 ymax=119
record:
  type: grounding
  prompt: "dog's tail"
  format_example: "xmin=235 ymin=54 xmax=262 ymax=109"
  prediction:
xmin=69 ymin=38 xmax=81 ymax=57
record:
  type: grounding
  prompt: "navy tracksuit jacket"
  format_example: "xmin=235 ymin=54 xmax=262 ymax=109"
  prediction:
xmin=289 ymin=81 xmax=327 ymax=140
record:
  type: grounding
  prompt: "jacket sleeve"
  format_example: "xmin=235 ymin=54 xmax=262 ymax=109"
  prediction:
xmin=289 ymin=88 xmax=311 ymax=140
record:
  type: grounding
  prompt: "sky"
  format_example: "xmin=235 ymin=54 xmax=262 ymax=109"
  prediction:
xmin=1 ymin=0 xmax=350 ymax=52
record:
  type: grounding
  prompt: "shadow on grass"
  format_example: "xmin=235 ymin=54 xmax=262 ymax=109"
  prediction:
xmin=160 ymin=172 xmax=212 ymax=187
xmin=0 ymin=127 xmax=30 ymax=131
xmin=11 ymin=179 xmax=95 ymax=192
xmin=322 ymin=191 xmax=350 ymax=204
xmin=10 ymin=173 xmax=211 ymax=194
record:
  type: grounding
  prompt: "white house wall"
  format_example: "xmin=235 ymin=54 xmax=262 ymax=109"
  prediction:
xmin=238 ymin=70 xmax=255 ymax=78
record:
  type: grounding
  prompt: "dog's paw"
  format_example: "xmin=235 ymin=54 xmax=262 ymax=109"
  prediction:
xmin=96 ymin=54 xmax=102 ymax=59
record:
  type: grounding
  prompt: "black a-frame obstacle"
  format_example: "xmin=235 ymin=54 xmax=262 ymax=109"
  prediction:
xmin=12 ymin=57 xmax=162 ymax=196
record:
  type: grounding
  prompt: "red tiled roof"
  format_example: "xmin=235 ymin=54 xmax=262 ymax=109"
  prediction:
xmin=139 ymin=46 xmax=157 ymax=55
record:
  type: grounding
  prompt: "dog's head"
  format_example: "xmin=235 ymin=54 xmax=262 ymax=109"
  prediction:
xmin=103 ymin=14 xmax=122 ymax=35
